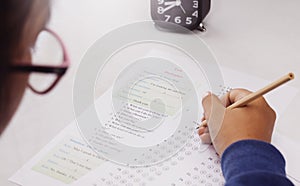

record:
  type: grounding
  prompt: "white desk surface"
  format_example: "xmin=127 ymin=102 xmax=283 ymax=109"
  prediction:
xmin=1 ymin=0 xmax=299 ymax=185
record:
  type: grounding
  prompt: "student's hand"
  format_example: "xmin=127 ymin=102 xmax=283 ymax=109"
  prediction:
xmin=198 ymin=89 xmax=276 ymax=156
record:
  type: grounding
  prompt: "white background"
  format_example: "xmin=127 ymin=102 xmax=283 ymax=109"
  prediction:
xmin=1 ymin=0 xmax=300 ymax=185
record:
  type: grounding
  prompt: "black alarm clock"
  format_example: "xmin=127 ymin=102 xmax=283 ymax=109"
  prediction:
xmin=151 ymin=0 xmax=211 ymax=31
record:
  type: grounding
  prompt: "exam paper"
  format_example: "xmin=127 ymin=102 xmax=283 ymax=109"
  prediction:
xmin=72 ymin=131 xmax=224 ymax=186
xmin=8 ymin=123 xmax=106 ymax=186
xmin=71 ymin=67 xmax=300 ymax=186
xmin=9 ymin=66 xmax=300 ymax=186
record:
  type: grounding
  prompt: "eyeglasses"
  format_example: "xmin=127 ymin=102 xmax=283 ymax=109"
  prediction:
xmin=10 ymin=28 xmax=70 ymax=94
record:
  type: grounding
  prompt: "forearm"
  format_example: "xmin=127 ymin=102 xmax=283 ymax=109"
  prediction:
xmin=221 ymin=140 xmax=294 ymax=186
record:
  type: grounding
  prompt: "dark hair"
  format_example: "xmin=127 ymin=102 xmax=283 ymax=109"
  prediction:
xmin=0 ymin=0 xmax=35 ymax=68
xmin=0 ymin=0 xmax=36 ymax=125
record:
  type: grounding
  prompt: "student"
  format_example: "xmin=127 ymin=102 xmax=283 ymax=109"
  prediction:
xmin=0 ymin=0 xmax=294 ymax=185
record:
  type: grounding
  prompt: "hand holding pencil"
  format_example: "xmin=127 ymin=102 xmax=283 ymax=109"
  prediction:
xmin=198 ymin=73 xmax=294 ymax=156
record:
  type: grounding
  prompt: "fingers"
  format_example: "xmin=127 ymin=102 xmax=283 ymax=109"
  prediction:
xmin=202 ymin=93 xmax=226 ymax=142
xmin=200 ymin=89 xmax=254 ymax=145
xmin=202 ymin=93 xmax=223 ymax=120
xmin=200 ymin=133 xmax=212 ymax=144
xmin=198 ymin=126 xmax=212 ymax=144
xmin=220 ymin=89 xmax=252 ymax=107
xmin=198 ymin=126 xmax=211 ymax=144
xmin=198 ymin=126 xmax=209 ymax=135
xmin=201 ymin=115 xmax=205 ymax=122
xmin=200 ymin=89 xmax=253 ymax=145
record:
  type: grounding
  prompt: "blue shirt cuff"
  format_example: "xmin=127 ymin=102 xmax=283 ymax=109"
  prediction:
xmin=221 ymin=140 xmax=287 ymax=181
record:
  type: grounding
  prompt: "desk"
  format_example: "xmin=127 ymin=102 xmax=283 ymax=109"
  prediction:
xmin=1 ymin=0 xmax=299 ymax=185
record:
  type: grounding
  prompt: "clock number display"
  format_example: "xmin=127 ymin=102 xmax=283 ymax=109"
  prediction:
xmin=193 ymin=1 xmax=199 ymax=8
xmin=175 ymin=16 xmax=181 ymax=24
xmin=165 ymin=15 xmax=171 ymax=22
xmin=158 ymin=7 xmax=164 ymax=14
xmin=153 ymin=0 xmax=201 ymax=28
xmin=158 ymin=0 xmax=164 ymax=5
xmin=186 ymin=17 xmax=192 ymax=25
xmin=192 ymin=10 xmax=198 ymax=18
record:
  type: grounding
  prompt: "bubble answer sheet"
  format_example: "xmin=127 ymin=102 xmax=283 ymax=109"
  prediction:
xmin=9 ymin=65 xmax=300 ymax=186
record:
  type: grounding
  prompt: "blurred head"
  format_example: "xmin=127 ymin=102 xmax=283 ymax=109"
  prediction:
xmin=0 ymin=0 xmax=51 ymax=134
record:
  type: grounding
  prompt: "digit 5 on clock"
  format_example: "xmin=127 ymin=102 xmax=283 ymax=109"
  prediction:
xmin=151 ymin=0 xmax=211 ymax=31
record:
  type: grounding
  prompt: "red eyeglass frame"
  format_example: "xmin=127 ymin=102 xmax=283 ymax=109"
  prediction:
xmin=10 ymin=28 xmax=70 ymax=94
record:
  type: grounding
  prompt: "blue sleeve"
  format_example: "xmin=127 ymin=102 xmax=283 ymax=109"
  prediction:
xmin=221 ymin=140 xmax=294 ymax=186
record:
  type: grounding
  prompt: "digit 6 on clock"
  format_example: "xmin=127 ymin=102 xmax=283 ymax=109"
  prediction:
xmin=174 ymin=16 xmax=181 ymax=24
xmin=151 ymin=0 xmax=211 ymax=31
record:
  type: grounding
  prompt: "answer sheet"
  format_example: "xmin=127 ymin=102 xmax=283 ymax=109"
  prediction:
xmin=9 ymin=66 xmax=300 ymax=186
xmin=71 ymin=67 xmax=300 ymax=186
